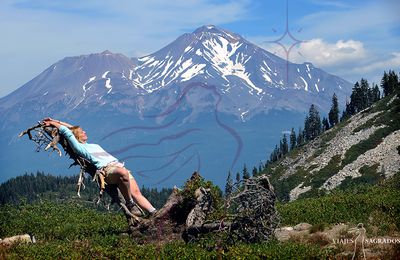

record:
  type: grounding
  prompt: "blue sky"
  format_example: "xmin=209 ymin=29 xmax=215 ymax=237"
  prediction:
xmin=0 ymin=0 xmax=399 ymax=97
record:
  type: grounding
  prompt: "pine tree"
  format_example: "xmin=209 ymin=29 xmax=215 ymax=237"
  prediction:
xmin=258 ymin=162 xmax=264 ymax=173
xmin=296 ymin=127 xmax=304 ymax=147
xmin=225 ymin=171 xmax=233 ymax=196
xmin=360 ymin=78 xmax=371 ymax=107
xmin=381 ymin=70 xmax=400 ymax=97
xmin=350 ymin=81 xmax=363 ymax=113
xmin=242 ymin=164 xmax=250 ymax=179
xmin=322 ymin=117 xmax=330 ymax=131
xmin=305 ymin=104 xmax=321 ymax=141
xmin=344 ymin=96 xmax=355 ymax=118
xmin=281 ymin=134 xmax=289 ymax=155
xmin=264 ymin=160 xmax=270 ymax=169
xmin=328 ymin=93 xmax=339 ymax=127
xmin=381 ymin=71 xmax=391 ymax=96
xmin=252 ymin=166 xmax=258 ymax=177
xmin=388 ymin=70 xmax=399 ymax=94
xmin=371 ymin=83 xmax=381 ymax=102
xmin=236 ymin=172 xmax=241 ymax=183
xmin=270 ymin=145 xmax=277 ymax=162
xmin=304 ymin=115 xmax=310 ymax=142
xmin=289 ymin=127 xmax=296 ymax=150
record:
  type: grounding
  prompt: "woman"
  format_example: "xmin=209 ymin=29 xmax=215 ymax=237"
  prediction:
xmin=42 ymin=117 xmax=156 ymax=216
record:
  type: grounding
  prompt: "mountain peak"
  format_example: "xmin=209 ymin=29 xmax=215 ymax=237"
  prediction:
xmin=193 ymin=25 xmax=217 ymax=33
xmin=192 ymin=25 xmax=241 ymax=41
xmin=101 ymin=50 xmax=114 ymax=55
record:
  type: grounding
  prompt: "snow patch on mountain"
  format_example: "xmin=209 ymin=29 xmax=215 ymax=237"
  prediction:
xmin=181 ymin=64 xmax=206 ymax=81
xmin=102 ymin=71 xmax=112 ymax=93
xmin=300 ymin=76 xmax=308 ymax=91
xmin=83 ymin=76 xmax=96 ymax=91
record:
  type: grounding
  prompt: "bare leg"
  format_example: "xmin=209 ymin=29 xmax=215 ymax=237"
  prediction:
xmin=129 ymin=174 xmax=155 ymax=212
xmin=104 ymin=168 xmax=131 ymax=202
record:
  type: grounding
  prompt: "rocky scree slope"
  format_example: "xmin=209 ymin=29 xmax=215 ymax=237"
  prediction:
xmin=266 ymin=92 xmax=400 ymax=201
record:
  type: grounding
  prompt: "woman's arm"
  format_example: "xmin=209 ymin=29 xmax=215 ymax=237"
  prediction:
xmin=58 ymin=119 xmax=73 ymax=128
xmin=42 ymin=118 xmax=92 ymax=160
xmin=42 ymin=118 xmax=73 ymax=128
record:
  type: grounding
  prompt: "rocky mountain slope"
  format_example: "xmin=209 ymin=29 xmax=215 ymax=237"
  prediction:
xmin=266 ymin=91 xmax=400 ymax=201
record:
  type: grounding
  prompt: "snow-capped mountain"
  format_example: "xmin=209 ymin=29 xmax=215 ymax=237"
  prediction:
xmin=130 ymin=25 xmax=350 ymax=116
xmin=135 ymin=25 xmax=318 ymax=94
xmin=0 ymin=25 xmax=353 ymax=187
xmin=1 ymin=25 xmax=351 ymax=122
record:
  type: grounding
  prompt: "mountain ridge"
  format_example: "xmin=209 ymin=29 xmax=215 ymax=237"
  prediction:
xmin=265 ymin=90 xmax=400 ymax=201
xmin=0 ymin=25 xmax=352 ymax=121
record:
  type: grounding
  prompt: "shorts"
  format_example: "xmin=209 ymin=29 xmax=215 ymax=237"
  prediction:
xmin=102 ymin=162 xmax=134 ymax=180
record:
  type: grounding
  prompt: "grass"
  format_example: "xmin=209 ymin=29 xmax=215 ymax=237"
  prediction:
xmin=270 ymin=166 xmax=307 ymax=201
xmin=338 ymin=163 xmax=383 ymax=190
xmin=0 ymin=238 xmax=337 ymax=259
xmin=307 ymin=155 xmax=342 ymax=188
xmin=0 ymin=200 xmax=338 ymax=259
xmin=277 ymin=173 xmax=400 ymax=233
xmin=0 ymin=201 xmax=126 ymax=242
xmin=1 ymin=174 xmax=399 ymax=259
xmin=293 ymin=155 xmax=342 ymax=200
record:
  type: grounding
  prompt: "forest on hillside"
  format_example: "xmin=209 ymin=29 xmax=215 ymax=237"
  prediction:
xmin=0 ymin=172 xmax=172 ymax=209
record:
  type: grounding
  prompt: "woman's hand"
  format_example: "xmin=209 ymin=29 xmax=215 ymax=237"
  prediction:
xmin=42 ymin=117 xmax=54 ymax=126
xmin=42 ymin=118 xmax=68 ymax=128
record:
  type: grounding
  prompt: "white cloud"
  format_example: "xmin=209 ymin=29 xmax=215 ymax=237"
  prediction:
xmin=258 ymin=37 xmax=399 ymax=85
xmin=296 ymin=39 xmax=366 ymax=67
xmin=261 ymin=38 xmax=367 ymax=67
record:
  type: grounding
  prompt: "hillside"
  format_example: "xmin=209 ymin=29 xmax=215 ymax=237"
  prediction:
xmin=1 ymin=172 xmax=399 ymax=258
xmin=265 ymin=89 xmax=400 ymax=201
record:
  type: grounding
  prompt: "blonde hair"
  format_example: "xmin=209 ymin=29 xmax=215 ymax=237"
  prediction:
xmin=69 ymin=126 xmax=84 ymax=143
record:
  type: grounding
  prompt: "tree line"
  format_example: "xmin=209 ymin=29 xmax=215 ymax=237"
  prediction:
xmin=0 ymin=172 xmax=88 ymax=205
xmin=224 ymin=69 xmax=399 ymax=194
xmin=0 ymin=172 xmax=172 ymax=209
xmin=342 ymin=70 xmax=398 ymax=119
